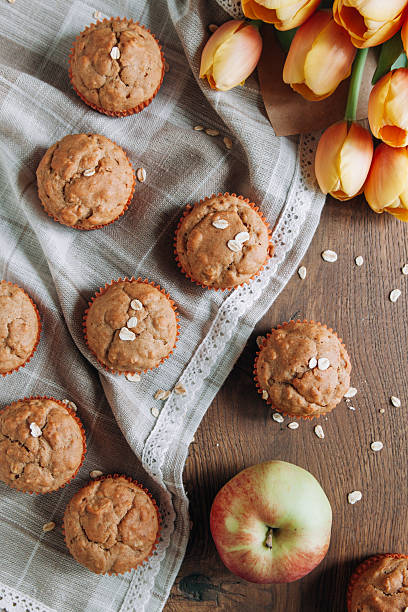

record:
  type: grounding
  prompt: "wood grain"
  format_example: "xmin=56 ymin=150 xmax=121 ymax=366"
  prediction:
xmin=165 ymin=196 xmax=408 ymax=611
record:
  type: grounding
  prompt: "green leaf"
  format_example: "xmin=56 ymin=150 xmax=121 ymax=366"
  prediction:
xmin=275 ymin=28 xmax=297 ymax=54
xmin=372 ymin=33 xmax=407 ymax=84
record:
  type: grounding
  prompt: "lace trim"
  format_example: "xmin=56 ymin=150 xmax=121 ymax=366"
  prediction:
xmin=0 ymin=583 xmax=55 ymax=612
xmin=215 ymin=0 xmax=244 ymax=17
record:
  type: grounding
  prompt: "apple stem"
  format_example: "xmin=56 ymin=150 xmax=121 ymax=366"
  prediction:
xmin=265 ymin=528 xmax=273 ymax=549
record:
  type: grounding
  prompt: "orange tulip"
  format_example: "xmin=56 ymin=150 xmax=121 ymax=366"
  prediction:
xmin=315 ymin=121 xmax=373 ymax=201
xmin=283 ymin=11 xmax=356 ymax=101
xmin=333 ymin=0 xmax=408 ymax=48
xmin=242 ymin=0 xmax=320 ymax=31
xmin=364 ymin=144 xmax=408 ymax=222
xmin=402 ymin=13 xmax=408 ymax=53
xmin=368 ymin=69 xmax=408 ymax=148
xmin=199 ymin=20 xmax=262 ymax=91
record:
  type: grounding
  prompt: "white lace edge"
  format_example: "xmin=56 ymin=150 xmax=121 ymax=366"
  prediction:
xmin=0 ymin=583 xmax=55 ymax=612
xmin=215 ymin=0 xmax=244 ymax=18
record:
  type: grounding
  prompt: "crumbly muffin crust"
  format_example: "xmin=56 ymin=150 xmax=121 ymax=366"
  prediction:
xmin=36 ymin=133 xmax=134 ymax=229
xmin=0 ymin=397 xmax=85 ymax=493
xmin=175 ymin=194 xmax=272 ymax=289
xmin=70 ymin=18 xmax=163 ymax=113
xmin=0 ymin=281 xmax=40 ymax=375
xmin=85 ymin=279 xmax=178 ymax=373
xmin=349 ymin=555 xmax=408 ymax=611
xmin=63 ymin=476 xmax=159 ymax=574
xmin=256 ymin=321 xmax=351 ymax=417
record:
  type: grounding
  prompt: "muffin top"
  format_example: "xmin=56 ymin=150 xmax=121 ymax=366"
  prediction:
xmin=349 ymin=555 xmax=408 ymax=611
xmin=256 ymin=321 xmax=351 ymax=417
xmin=175 ymin=194 xmax=272 ymax=289
xmin=36 ymin=133 xmax=134 ymax=229
xmin=63 ymin=475 xmax=159 ymax=574
xmin=0 ymin=397 xmax=85 ymax=494
xmin=70 ymin=18 xmax=163 ymax=113
xmin=0 ymin=281 xmax=40 ymax=375
xmin=85 ymin=279 xmax=178 ymax=373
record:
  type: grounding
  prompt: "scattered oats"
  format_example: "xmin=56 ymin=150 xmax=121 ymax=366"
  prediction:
xmin=389 ymin=289 xmax=401 ymax=303
xmin=349 ymin=406 xmax=356 ymax=411
xmin=223 ymin=136 xmax=233 ymax=150
xmin=348 ymin=490 xmax=362 ymax=505
xmin=314 ymin=425 xmax=325 ymax=439
xmin=344 ymin=387 xmax=357 ymax=398
xmin=212 ymin=219 xmax=229 ymax=229
xmin=391 ymin=396 xmax=401 ymax=408
xmin=136 ymin=167 xmax=146 ymax=183
xmin=193 ymin=125 xmax=204 ymax=131
xmin=379 ymin=408 xmax=385 ymax=414
xmin=42 ymin=522 xmax=55 ymax=533
xmin=216 ymin=443 xmax=220 ymax=447
xmin=164 ymin=60 xmax=170 ymax=73
xmin=151 ymin=406 xmax=160 ymax=418
xmin=110 ymin=46 xmax=120 ymax=60
xmin=298 ymin=266 xmax=307 ymax=280
xmin=256 ymin=336 xmax=265 ymax=348
xmin=93 ymin=10 xmax=102 ymax=18
xmin=262 ymin=390 xmax=269 ymax=400
xmin=318 ymin=357 xmax=330 ymax=371
xmin=119 ymin=327 xmax=135 ymax=341
xmin=208 ymin=23 xmax=218 ymax=32
xmin=90 ymin=470 xmax=103 ymax=479
xmin=308 ymin=357 xmax=317 ymax=369
xmin=154 ymin=389 xmax=170 ymax=400
xmin=205 ymin=128 xmax=220 ymax=136
xmin=273 ymin=412 xmax=284 ymax=423
xmin=83 ymin=168 xmax=96 ymax=177
xmin=30 ymin=422 xmax=42 ymax=438
xmin=127 ymin=316 xmax=138 ymax=328
xmin=62 ymin=399 xmax=78 ymax=412
xmin=130 ymin=299 xmax=143 ymax=311
xmin=288 ymin=422 xmax=299 ymax=430
xmin=402 ymin=264 xmax=408 ymax=275
xmin=126 ymin=372 xmax=141 ymax=382
xmin=227 ymin=239 xmax=242 ymax=253
xmin=355 ymin=256 xmax=364 ymax=267
xmin=175 ymin=383 xmax=186 ymax=395
xmin=321 ymin=250 xmax=338 ymax=263
xmin=371 ymin=441 xmax=383 ymax=452
xmin=235 ymin=231 xmax=250 ymax=244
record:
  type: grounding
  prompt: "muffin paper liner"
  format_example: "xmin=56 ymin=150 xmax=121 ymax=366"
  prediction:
xmin=346 ymin=553 xmax=408 ymax=611
xmin=174 ymin=193 xmax=273 ymax=291
xmin=68 ymin=17 xmax=165 ymax=117
xmin=0 ymin=281 xmax=42 ymax=377
xmin=83 ymin=277 xmax=180 ymax=376
xmin=253 ymin=320 xmax=351 ymax=420
xmin=62 ymin=473 xmax=161 ymax=576
xmin=0 ymin=396 xmax=86 ymax=494
xmin=37 ymin=140 xmax=136 ymax=231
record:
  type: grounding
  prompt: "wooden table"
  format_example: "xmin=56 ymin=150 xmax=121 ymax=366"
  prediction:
xmin=166 ymin=195 xmax=408 ymax=611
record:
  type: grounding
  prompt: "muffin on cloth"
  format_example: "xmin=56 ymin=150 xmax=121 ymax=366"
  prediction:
xmin=69 ymin=17 xmax=164 ymax=116
xmin=63 ymin=475 xmax=160 ymax=575
xmin=0 ymin=280 xmax=41 ymax=376
xmin=36 ymin=133 xmax=135 ymax=230
xmin=347 ymin=553 xmax=408 ymax=611
xmin=84 ymin=278 xmax=179 ymax=374
xmin=0 ymin=397 xmax=86 ymax=494
xmin=254 ymin=320 xmax=351 ymax=418
xmin=175 ymin=193 xmax=272 ymax=290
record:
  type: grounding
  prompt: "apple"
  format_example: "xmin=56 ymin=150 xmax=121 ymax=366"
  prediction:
xmin=210 ymin=460 xmax=332 ymax=583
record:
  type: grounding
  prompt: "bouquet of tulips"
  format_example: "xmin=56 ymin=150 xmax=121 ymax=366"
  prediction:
xmin=200 ymin=0 xmax=408 ymax=222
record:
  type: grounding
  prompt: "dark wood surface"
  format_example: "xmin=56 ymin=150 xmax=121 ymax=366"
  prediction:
xmin=165 ymin=196 xmax=408 ymax=611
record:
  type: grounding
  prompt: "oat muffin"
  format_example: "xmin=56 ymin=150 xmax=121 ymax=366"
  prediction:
xmin=84 ymin=278 xmax=179 ymax=374
xmin=0 ymin=281 xmax=41 ymax=376
xmin=255 ymin=320 xmax=351 ymax=418
xmin=175 ymin=193 xmax=272 ymax=290
xmin=0 ymin=397 xmax=86 ymax=494
xmin=63 ymin=475 xmax=160 ymax=574
xmin=69 ymin=17 xmax=164 ymax=115
xmin=348 ymin=554 xmax=408 ymax=611
xmin=36 ymin=133 xmax=135 ymax=230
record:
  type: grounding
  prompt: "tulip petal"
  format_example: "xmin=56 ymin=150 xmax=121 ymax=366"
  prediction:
xmin=368 ymin=72 xmax=391 ymax=139
xmin=385 ymin=69 xmax=408 ymax=131
xmin=275 ymin=0 xmax=321 ymax=30
xmin=339 ymin=123 xmax=373 ymax=197
xmin=365 ymin=144 xmax=408 ymax=213
xmin=344 ymin=0 xmax=407 ymax=23
xmin=211 ymin=25 xmax=262 ymax=91
xmin=200 ymin=20 xmax=243 ymax=79
xmin=315 ymin=122 xmax=348 ymax=195
xmin=241 ymin=0 xmax=261 ymax=20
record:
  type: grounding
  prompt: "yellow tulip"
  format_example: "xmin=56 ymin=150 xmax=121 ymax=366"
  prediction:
xmin=364 ymin=144 xmax=408 ymax=222
xmin=315 ymin=121 xmax=373 ymax=201
xmin=333 ymin=0 xmax=408 ymax=48
xmin=283 ymin=11 xmax=356 ymax=101
xmin=242 ymin=0 xmax=320 ymax=31
xmin=368 ymin=69 xmax=408 ymax=148
xmin=199 ymin=20 xmax=262 ymax=91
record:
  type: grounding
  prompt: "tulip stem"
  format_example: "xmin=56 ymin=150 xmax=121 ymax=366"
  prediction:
xmin=344 ymin=48 xmax=369 ymax=123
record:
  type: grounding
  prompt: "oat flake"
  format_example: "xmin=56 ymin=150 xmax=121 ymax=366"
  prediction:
xmin=130 ymin=299 xmax=143 ymax=311
xmin=193 ymin=125 xmax=204 ymax=131
xmin=355 ymin=256 xmax=364 ymax=266
xmin=262 ymin=390 xmax=268 ymax=400
xmin=136 ymin=167 xmax=146 ymax=183
xmin=205 ymin=128 xmax=220 ymax=136
xmin=119 ymin=327 xmax=135 ymax=341
xmin=235 ymin=231 xmax=250 ymax=244
xmin=126 ymin=372 xmax=141 ymax=382
xmin=30 ymin=422 xmax=42 ymax=438
xmin=154 ymin=389 xmax=170 ymax=400
xmin=42 ymin=522 xmax=55 ymax=533
xmin=321 ymin=250 xmax=338 ymax=263
xmin=227 ymin=239 xmax=242 ymax=253
xmin=151 ymin=406 xmax=160 ymax=418
xmin=272 ymin=413 xmax=284 ymax=423
xmin=318 ymin=357 xmax=330 ymax=371
xmin=175 ymin=384 xmax=186 ymax=395
xmin=298 ymin=266 xmax=307 ymax=280
xmin=348 ymin=490 xmax=362 ymax=504
xmin=93 ymin=10 xmax=102 ymax=18
xmin=110 ymin=46 xmax=120 ymax=60
xmin=83 ymin=168 xmax=95 ymax=177
xmin=379 ymin=408 xmax=385 ymax=414
xmin=90 ymin=470 xmax=103 ymax=479
xmin=402 ymin=264 xmax=408 ymax=275
xmin=371 ymin=441 xmax=383 ymax=452
xmin=391 ymin=396 xmax=401 ymax=407
xmin=344 ymin=387 xmax=357 ymax=398
xmin=208 ymin=23 xmax=218 ymax=32
xmin=223 ymin=136 xmax=233 ymax=150
xmin=127 ymin=316 xmax=138 ymax=329
xmin=390 ymin=289 xmax=401 ymax=302
xmin=212 ymin=219 xmax=229 ymax=229
xmin=308 ymin=357 xmax=317 ymax=369
xmin=62 ymin=399 xmax=77 ymax=412
xmin=314 ymin=425 xmax=325 ymax=439
xmin=288 ymin=422 xmax=299 ymax=430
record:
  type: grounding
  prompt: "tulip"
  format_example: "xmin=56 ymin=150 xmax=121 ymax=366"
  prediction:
xmin=199 ymin=20 xmax=262 ymax=91
xmin=242 ymin=0 xmax=320 ymax=31
xmin=333 ymin=0 xmax=408 ymax=49
xmin=315 ymin=121 xmax=373 ymax=201
xmin=364 ymin=144 xmax=408 ymax=222
xmin=283 ymin=11 xmax=356 ymax=101
xmin=368 ymin=68 xmax=408 ymax=148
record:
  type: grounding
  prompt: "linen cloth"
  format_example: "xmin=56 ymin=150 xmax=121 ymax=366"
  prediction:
xmin=0 ymin=1 xmax=326 ymax=611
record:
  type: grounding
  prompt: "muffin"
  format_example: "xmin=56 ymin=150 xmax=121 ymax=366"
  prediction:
xmin=0 ymin=281 xmax=41 ymax=376
xmin=175 ymin=193 xmax=272 ymax=290
xmin=347 ymin=554 xmax=408 ymax=611
xmin=69 ymin=17 xmax=164 ymax=116
xmin=36 ymin=133 xmax=135 ymax=230
xmin=255 ymin=320 xmax=351 ymax=418
xmin=63 ymin=475 xmax=160 ymax=574
xmin=0 ymin=397 xmax=86 ymax=494
xmin=84 ymin=278 xmax=179 ymax=374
